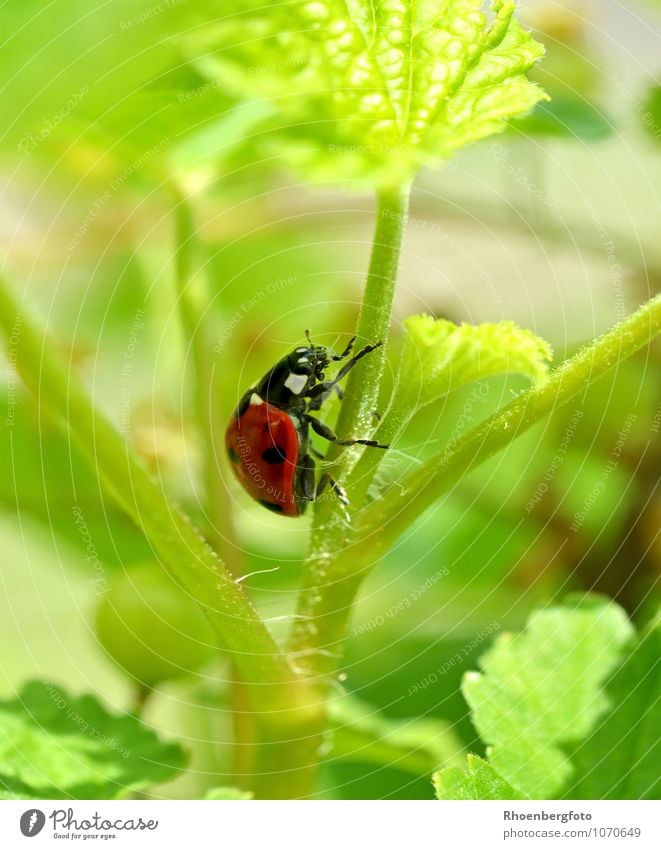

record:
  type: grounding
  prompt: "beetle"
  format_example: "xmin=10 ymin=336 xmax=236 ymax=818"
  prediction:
xmin=225 ymin=333 xmax=388 ymax=516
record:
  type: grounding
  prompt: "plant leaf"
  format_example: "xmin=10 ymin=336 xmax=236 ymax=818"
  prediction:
xmin=445 ymin=595 xmax=634 ymax=799
xmin=180 ymin=0 xmax=547 ymax=183
xmin=399 ymin=314 xmax=552 ymax=406
xmin=433 ymin=598 xmax=659 ymax=800
xmin=0 ymin=681 xmax=187 ymax=800
xmin=373 ymin=315 xmax=552 ymax=452
xmin=434 ymin=754 xmax=524 ymax=799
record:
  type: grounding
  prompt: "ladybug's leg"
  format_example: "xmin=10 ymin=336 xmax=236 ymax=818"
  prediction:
xmin=305 ymin=341 xmax=383 ymax=403
xmin=329 ymin=341 xmax=382 ymax=384
xmin=316 ymin=472 xmax=349 ymax=507
xmin=332 ymin=336 xmax=356 ymax=361
xmin=304 ymin=413 xmax=389 ymax=449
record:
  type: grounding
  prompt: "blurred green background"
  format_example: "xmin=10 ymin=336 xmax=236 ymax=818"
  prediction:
xmin=0 ymin=0 xmax=659 ymax=799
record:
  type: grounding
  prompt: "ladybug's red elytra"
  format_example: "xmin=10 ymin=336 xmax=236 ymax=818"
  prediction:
xmin=225 ymin=333 xmax=388 ymax=516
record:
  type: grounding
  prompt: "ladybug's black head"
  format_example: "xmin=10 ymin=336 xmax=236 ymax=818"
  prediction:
xmin=288 ymin=344 xmax=333 ymax=379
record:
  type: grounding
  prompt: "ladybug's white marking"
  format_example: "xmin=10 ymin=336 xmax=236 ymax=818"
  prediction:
xmin=295 ymin=347 xmax=308 ymax=353
xmin=297 ymin=356 xmax=309 ymax=364
xmin=249 ymin=393 xmax=264 ymax=405
xmin=284 ymin=372 xmax=308 ymax=395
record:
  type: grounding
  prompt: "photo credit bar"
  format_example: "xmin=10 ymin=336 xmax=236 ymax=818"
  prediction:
xmin=0 ymin=801 xmax=659 ymax=847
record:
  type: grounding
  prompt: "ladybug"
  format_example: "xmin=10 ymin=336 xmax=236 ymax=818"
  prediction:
xmin=225 ymin=333 xmax=388 ymax=516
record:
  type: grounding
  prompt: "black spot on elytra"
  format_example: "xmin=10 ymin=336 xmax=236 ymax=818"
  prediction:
xmin=227 ymin=446 xmax=240 ymax=464
xmin=259 ymin=500 xmax=284 ymax=513
xmin=261 ymin=445 xmax=287 ymax=464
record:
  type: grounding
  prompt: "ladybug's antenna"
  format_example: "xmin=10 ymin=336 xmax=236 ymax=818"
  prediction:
xmin=305 ymin=328 xmax=314 ymax=347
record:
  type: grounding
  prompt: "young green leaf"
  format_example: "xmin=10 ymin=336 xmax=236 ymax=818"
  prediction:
xmin=349 ymin=314 xmax=552 ymax=500
xmin=435 ymin=599 xmax=660 ymax=800
xmin=434 ymin=754 xmax=524 ymax=800
xmin=434 ymin=596 xmax=645 ymax=800
xmin=181 ymin=0 xmax=548 ymax=183
xmin=393 ymin=314 xmax=551 ymax=411
xmin=0 ymin=681 xmax=187 ymax=800
xmin=462 ymin=595 xmax=632 ymax=799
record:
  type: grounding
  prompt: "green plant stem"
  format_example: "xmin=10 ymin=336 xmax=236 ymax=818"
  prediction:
xmin=242 ymin=183 xmax=410 ymax=796
xmin=0 ymin=277 xmax=308 ymax=719
xmin=289 ymin=294 xmax=661 ymax=683
xmin=288 ymin=183 xmax=411 ymax=677
xmin=325 ymin=182 xmax=411 ymax=469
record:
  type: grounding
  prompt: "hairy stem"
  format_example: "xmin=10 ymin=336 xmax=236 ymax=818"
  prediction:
xmin=289 ymin=184 xmax=411 ymax=675
xmin=228 ymin=183 xmax=411 ymax=796
xmin=324 ymin=182 xmax=411 ymax=470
